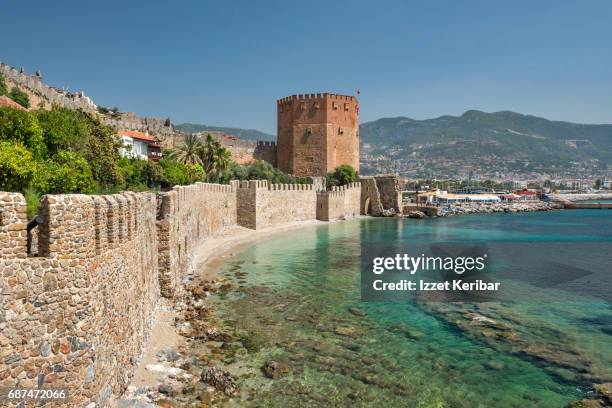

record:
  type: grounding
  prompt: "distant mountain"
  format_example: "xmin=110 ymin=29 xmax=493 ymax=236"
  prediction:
xmin=175 ymin=123 xmax=275 ymax=141
xmin=359 ymin=110 xmax=612 ymax=176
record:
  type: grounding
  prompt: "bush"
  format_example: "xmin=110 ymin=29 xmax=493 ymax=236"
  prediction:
xmin=119 ymin=158 xmax=166 ymax=190
xmin=0 ymin=107 xmax=45 ymax=157
xmin=35 ymin=151 xmax=96 ymax=194
xmin=35 ymin=107 xmax=89 ymax=155
xmin=9 ymin=87 xmax=30 ymax=109
xmin=0 ymin=75 xmax=7 ymax=96
xmin=158 ymin=158 xmax=204 ymax=188
xmin=326 ymin=164 xmax=358 ymax=188
xmin=36 ymin=108 xmax=124 ymax=189
xmin=0 ymin=141 xmax=38 ymax=192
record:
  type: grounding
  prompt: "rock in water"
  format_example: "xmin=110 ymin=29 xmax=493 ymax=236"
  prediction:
xmin=348 ymin=307 xmax=367 ymax=317
xmin=200 ymin=367 xmax=238 ymax=395
xmin=262 ymin=360 xmax=290 ymax=379
xmin=334 ymin=326 xmax=357 ymax=337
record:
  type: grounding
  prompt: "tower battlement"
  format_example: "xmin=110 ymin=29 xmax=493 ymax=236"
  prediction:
xmin=276 ymin=92 xmax=360 ymax=177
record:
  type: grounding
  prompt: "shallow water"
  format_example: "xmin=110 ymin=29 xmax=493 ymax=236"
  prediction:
xmin=206 ymin=210 xmax=612 ymax=407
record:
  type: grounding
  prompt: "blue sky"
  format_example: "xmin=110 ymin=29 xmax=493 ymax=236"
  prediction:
xmin=2 ymin=0 xmax=611 ymax=134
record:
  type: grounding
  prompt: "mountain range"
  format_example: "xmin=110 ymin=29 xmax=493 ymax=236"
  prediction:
xmin=178 ymin=111 xmax=612 ymax=177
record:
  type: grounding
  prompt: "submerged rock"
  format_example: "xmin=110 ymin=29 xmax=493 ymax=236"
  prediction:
xmin=262 ymin=360 xmax=290 ymax=379
xmin=334 ymin=326 xmax=357 ymax=337
xmin=200 ymin=367 xmax=238 ymax=395
xmin=348 ymin=307 xmax=367 ymax=317
xmin=594 ymin=383 xmax=612 ymax=403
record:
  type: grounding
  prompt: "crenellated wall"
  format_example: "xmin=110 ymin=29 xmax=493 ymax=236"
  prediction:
xmin=156 ymin=183 xmax=237 ymax=298
xmin=236 ymin=181 xmax=317 ymax=229
xmin=316 ymin=182 xmax=362 ymax=221
xmin=0 ymin=191 xmax=158 ymax=407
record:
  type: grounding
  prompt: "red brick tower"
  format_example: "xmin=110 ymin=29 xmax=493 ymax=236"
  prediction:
xmin=276 ymin=93 xmax=359 ymax=177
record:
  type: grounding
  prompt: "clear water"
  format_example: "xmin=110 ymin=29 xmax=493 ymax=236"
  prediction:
xmin=206 ymin=210 xmax=612 ymax=407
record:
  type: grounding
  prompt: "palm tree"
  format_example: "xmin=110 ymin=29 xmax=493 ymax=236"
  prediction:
xmin=170 ymin=134 xmax=202 ymax=165
xmin=198 ymin=134 xmax=231 ymax=181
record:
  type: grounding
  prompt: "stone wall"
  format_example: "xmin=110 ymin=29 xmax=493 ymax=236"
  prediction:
xmin=236 ymin=181 xmax=317 ymax=229
xmin=0 ymin=63 xmax=98 ymax=113
xmin=0 ymin=191 xmax=158 ymax=407
xmin=156 ymin=183 xmax=237 ymax=298
xmin=360 ymin=177 xmax=384 ymax=216
xmin=316 ymin=182 xmax=361 ymax=221
xmin=374 ymin=175 xmax=402 ymax=212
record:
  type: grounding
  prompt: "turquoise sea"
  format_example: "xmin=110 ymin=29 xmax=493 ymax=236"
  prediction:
xmin=205 ymin=210 xmax=612 ymax=407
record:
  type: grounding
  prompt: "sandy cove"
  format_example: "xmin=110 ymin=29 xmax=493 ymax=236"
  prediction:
xmin=120 ymin=220 xmax=326 ymax=404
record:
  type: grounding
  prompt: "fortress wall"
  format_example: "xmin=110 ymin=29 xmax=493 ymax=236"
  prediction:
xmin=374 ymin=175 xmax=402 ymax=212
xmin=360 ymin=177 xmax=384 ymax=216
xmin=156 ymin=183 xmax=237 ymax=298
xmin=237 ymin=181 xmax=317 ymax=229
xmin=0 ymin=191 xmax=159 ymax=407
xmin=316 ymin=182 xmax=362 ymax=221
xmin=0 ymin=63 xmax=98 ymax=113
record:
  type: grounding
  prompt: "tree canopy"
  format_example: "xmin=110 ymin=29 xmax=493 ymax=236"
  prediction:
xmin=326 ymin=164 xmax=358 ymax=188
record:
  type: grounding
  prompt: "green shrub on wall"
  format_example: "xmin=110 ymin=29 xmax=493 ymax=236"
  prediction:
xmin=326 ymin=164 xmax=358 ymax=188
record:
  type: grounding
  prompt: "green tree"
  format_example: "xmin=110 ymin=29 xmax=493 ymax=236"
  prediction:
xmin=36 ymin=107 xmax=89 ymax=155
xmin=170 ymin=134 xmax=203 ymax=165
xmin=0 ymin=141 xmax=38 ymax=191
xmin=0 ymin=107 xmax=45 ymax=157
xmin=35 ymin=151 xmax=96 ymax=194
xmin=118 ymin=158 xmax=166 ymax=190
xmin=595 ymin=179 xmax=602 ymax=189
xmin=158 ymin=158 xmax=204 ymax=188
xmin=36 ymin=108 xmax=125 ymax=189
xmin=9 ymin=87 xmax=30 ymax=109
xmin=326 ymin=164 xmax=358 ymax=188
xmin=198 ymin=134 xmax=231 ymax=182
xmin=0 ymin=75 xmax=7 ymax=96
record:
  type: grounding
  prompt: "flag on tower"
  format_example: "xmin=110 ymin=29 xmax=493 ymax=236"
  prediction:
xmin=356 ymin=89 xmax=361 ymax=95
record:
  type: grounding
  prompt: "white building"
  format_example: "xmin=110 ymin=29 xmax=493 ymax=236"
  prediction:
xmin=118 ymin=130 xmax=156 ymax=161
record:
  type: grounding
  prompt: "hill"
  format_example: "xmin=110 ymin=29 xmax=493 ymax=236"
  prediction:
xmin=359 ymin=110 xmax=612 ymax=178
xmin=175 ymin=123 xmax=275 ymax=141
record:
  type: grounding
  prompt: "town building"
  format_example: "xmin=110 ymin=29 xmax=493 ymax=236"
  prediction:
xmin=118 ymin=130 xmax=162 ymax=161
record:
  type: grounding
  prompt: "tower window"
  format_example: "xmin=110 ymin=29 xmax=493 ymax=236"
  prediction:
xmin=338 ymin=128 xmax=344 ymax=135
xmin=300 ymin=102 xmax=306 ymax=110
xmin=332 ymin=102 xmax=338 ymax=110
xmin=344 ymin=103 xmax=349 ymax=111
xmin=314 ymin=101 xmax=320 ymax=109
